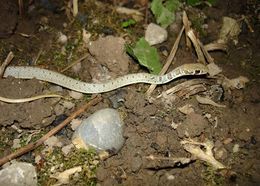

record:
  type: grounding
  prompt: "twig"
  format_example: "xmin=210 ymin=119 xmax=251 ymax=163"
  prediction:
xmin=157 ymin=79 xmax=207 ymax=98
xmin=0 ymin=95 xmax=102 ymax=166
xmin=0 ymin=94 xmax=63 ymax=103
xmin=198 ymin=40 xmax=214 ymax=63
xmin=60 ymin=54 xmax=88 ymax=73
xmin=204 ymin=43 xmax=227 ymax=52
xmin=183 ymin=11 xmax=191 ymax=48
xmin=0 ymin=52 xmax=14 ymax=78
xmin=146 ymin=26 xmax=185 ymax=96
xmin=73 ymin=0 xmax=78 ymax=17
xmin=187 ymin=30 xmax=206 ymax=64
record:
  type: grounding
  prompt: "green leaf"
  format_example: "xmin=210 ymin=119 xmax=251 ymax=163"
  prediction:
xmin=126 ymin=38 xmax=162 ymax=74
xmin=121 ymin=19 xmax=136 ymax=28
xmin=151 ymin=0 xmax=179 ymax=28
xmin=165 ymin=0 xmax=180 ymax=12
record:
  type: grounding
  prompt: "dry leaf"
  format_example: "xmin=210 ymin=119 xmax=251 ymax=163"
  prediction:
xmin=196 ymin=95 xmax=226 ymax=108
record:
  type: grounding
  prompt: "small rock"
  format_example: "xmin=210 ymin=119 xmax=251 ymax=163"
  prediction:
xmin=72 ymin=108 xmax=125 ymax=153
xmin=69 ymin=91 xmax=83 ymax=100
xmin=62 ymin=144 xmax=75 ymax=156
xmin=35 ymin=155 xmax=42 ymax=164
xmin=130 ymin=156 xmax=142 ymax=173
xmin=44 ymin=136 xmax=63 ymax=148
xmin=70 ymin=119 xmax=82 ymax=130
xmin=223 ymin=138 xmax=233 ymax=145
xmin=238 ymin=128 xmax=252 ymax=141
xmin=0 ymin=162 xmax=37 ymax=186
xmin=58 ymin=32 xmax=68 ymax=44
xmin=49 ymin=86 xmax=63 ymax=92
xmin=12 ymin=139 xmax=21 ymax=149
xmin=178 ymin=104 xmax=195 ymax=115
xmin=145 ymin=23 xmax=168 ymax=45
xmin=62 ymin=101 xmax=75 ymax=110
xmin=214 ymin=146 xmax=228 ymax=160
xmin=54 ymin=104 xmax=65 ymax=116
xmin=72 ymin=62 xmax=82 ymax=74
xmin=233 ymin=144 xmax=240 ymax=153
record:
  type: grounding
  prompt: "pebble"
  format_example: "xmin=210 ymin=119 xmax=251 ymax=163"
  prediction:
xmin=233 ymin=144 xmax=240 ymax=153
xmin=69 ymin=90 xmax=84 ymax=100
xmin=54 ymin=104 xmax=65 ymax=116
xmin=0 ymin=162 xmax=37 ymax=186
xmin=72 ymin=108 xmax=125 ymax=153
xmin=62 ymin=101 xmax=75 ymax=110
xmin=70 ymin=119 xmax=82 ymax=130
xmin=72 ymin=62 xmax=82 ymax=74
xmin=49 ymin=86 xmax=63 ymax=92
xmin=62 ymin=144 xmax=75 ymax=156
xmin=145 ymin=23 xmax=168 ymax=45
xmin=44 ymin=136 xmax=63 ymax=148
xmin=178 ymin=104 xmax=195 ymax=115
xmin=12 ymin=139 xmax=21 ymax=149
xmin=58 ymin=32 xmax=68 ymax=44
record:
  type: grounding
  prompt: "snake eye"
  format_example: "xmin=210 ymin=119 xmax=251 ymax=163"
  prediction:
xmin=195 ymin=70 xmax=201 ymax=74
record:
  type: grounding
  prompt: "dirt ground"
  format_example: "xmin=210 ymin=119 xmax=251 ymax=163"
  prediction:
xmin=0 ymin=0 xmax=259 ymax=185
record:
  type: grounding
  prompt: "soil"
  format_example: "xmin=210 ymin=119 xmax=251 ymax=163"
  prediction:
xmin=0 ymin=0 xmax=259 ymax=185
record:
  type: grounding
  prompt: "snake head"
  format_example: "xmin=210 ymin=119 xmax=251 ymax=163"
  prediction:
xmin=184 ymin=63 xmax=209 ymax=75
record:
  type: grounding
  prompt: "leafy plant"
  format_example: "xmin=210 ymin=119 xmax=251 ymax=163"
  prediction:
xmin=151 ymin=0 xmax=180 ymax=28
xmin=186 ymin=0 xmax=216 ymax=6
xmin=121 ymin=19 xmax=136 ymax=28
xmin=126 ymin=37 xmax=162 ymax=74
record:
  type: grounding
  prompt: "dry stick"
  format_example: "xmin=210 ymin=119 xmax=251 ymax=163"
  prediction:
xmin=146 ymin=26 xmax=185 ymax=97
xmin=60 ymin=54 xmax=89 ymax=73
xmin=157 ymin=79 xmax=208 ymax=98
xmin=183 ymin=11 xmax=191 ymax=48
xmin=0 ymin=95 xmax=102 ymax=166
xmin=0 ymin=52 xmax=14 ymax=78
xmin=187 ymin=30 xmax=206 ymax=64
xmin=204 ymin=43 xmax=227 ymax=52
xmin=198 ymin=40 xmax=214 ymax=63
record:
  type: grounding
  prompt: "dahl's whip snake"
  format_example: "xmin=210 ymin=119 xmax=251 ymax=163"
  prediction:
xmin=2 ymin=63 xmax=208 ymax=94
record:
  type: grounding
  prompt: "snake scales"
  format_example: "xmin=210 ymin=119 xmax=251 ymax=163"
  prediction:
xmin=3 ymin=63 xmax=208 ymax=94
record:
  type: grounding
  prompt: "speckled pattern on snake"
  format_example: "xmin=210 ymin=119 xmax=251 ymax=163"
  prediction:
xmin=3 ymin=63 xmax=208 ymax=94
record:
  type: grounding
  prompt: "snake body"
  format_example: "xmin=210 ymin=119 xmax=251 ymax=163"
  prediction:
xmin=3 ymin=63 xmax=208 ymax=94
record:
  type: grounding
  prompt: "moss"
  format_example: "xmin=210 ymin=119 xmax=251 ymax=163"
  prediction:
xmin=37 ymin=147 xmax=99 ymax=185
xmin=202 ymin=164 xmax=225 ymax=185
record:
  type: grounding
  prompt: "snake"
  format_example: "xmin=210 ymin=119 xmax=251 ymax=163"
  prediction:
xmin=2 ymin=63 xmax=208 ymax=100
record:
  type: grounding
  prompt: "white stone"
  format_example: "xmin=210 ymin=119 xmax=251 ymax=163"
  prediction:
xmin=233 ymin=144 xmax=240 ymax=153
xmin=58 ymin=32 xmax=68 ymax=44
xmin=69 ymin=90 xmax=84 ymax=100
xmin=72 ymin=108 xmax=125 ymax=152
xmin=0 ymin=162 xmax=37 ymax=186
xmin=12 ymin=139 xmax=21 ymax=149
xmin=62 ymin=144 xmax=75 ymax=156
xmin=145 ymin=23 xmax=168 ymax=45
xmin=44 ymin=136 xmax=63 ymax=148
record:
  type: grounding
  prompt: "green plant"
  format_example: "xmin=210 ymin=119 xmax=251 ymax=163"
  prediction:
xmin=121 ymin=19 xmax=136 ymax=28
xmin=126 ymin=37 xmax=162 ymax=74
xmin=151 ymin=0 xmax=180 ymax=28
